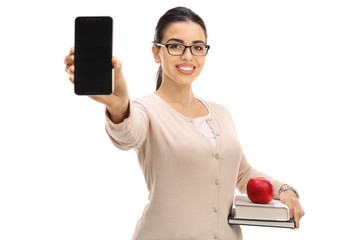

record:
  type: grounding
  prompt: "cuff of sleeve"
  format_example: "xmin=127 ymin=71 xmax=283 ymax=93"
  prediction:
xmin=104 ymin=103 xmax=136 ymax=148
xmin=105 ymin=104 xmax=133 ymax=132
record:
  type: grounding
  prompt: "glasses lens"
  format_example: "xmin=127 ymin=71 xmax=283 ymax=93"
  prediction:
xmin=191 ymin=45 xmax=207 ymax=56
xmin=168 ymin=44 xmax=184 ymax=56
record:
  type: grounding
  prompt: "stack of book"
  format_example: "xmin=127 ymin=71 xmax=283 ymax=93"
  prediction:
xmin=228 ymin=195 xmax=295 ymax=229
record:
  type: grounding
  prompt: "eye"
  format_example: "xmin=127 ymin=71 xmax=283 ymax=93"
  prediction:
xmin=169 ymin=44 xmax=183 ymax=49
xmin=193 ymin=45 xmax=205 ymax=51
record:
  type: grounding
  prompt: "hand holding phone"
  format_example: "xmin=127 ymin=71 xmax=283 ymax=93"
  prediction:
xmin=64 ymin=17 xmax=131 ymax=123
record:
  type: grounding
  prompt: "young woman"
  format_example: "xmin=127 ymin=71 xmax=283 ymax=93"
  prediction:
xmin=64 ymin=7 xmax=304 ymax=240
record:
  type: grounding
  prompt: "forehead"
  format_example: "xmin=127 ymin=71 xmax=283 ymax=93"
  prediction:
xmin=162 ymin=21 xmax=206 ymax=43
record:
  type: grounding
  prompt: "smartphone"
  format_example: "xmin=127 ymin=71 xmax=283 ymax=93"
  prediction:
xmin=74 ymin=16 xmax=113 ymax=95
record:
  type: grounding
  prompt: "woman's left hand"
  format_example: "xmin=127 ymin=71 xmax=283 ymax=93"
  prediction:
xmin=279 ymin=189 xmax=305 ymax=229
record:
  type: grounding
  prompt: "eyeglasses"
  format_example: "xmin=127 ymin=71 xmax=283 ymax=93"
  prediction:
xmin=155 ymin=43 xmax=210 ymax=56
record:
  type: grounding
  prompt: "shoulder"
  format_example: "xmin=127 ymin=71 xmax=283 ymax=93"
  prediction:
xmin=131 ymin=94 xmax=166 ymax=116
xmin=132 ymin=94 xmax=154 ymax=104
xmin=131 ymin=94 xmax=156 ymax=109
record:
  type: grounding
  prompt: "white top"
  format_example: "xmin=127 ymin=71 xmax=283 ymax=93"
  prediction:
xmin=193 ymin=99 xmax=216 ymax=147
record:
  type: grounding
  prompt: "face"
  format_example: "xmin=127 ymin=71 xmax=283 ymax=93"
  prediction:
xmin=152 ymin=21 xmax=207 ymax=87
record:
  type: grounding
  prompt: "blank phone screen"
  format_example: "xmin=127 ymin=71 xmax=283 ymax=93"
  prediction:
xmin=74 ymin=17 xmax=113 ymax=95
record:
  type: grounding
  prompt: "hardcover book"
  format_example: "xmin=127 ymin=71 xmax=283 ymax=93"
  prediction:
xmin=233 ymin=195 xmax=289 ymax=221
xmin=228 ymin=195 xmax=295 ymax=229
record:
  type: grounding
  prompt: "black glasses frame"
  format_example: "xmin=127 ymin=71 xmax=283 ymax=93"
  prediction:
xmin=155 ymin=43 xmax=210 ymax=56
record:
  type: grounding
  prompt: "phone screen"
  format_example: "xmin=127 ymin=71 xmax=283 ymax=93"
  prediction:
xmin=74 ymin=16 xmax=113 ymax=95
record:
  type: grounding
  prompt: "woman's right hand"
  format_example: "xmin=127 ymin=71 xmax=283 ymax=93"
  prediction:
xmin=64 ymin=47 xmax=130 ymax=123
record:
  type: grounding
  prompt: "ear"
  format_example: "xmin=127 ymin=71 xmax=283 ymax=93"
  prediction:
xmin=152 ymin=45 xmax=161 ymax=63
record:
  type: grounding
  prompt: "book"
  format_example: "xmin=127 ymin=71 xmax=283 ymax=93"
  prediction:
xmin=228 ymin=208 xmax=295 ymax=229
xmin=233 ymin=195 xmax=289 ymax=221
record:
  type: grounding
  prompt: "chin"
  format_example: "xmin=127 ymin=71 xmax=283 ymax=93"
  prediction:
xmin=175 ymin=76 xmax=197 ymax=86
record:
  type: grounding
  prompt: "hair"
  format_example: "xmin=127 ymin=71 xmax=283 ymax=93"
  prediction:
xmin=153 ymin=7 xmax=208 ymax=91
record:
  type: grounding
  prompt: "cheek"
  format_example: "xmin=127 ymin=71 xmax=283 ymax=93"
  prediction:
xmin=201 ymin=56 xmax=207 ymax=64
xmin=159 ymin=50 xmax=172 ymax=62
xmin=196 ymin=58 xmax=206 ymax=71
xmin=160 ymin=54 xmax=176 ymax=71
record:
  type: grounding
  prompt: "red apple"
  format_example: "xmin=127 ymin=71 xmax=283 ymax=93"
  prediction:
xmin=247 ymin=177 xmax=274 ymax=204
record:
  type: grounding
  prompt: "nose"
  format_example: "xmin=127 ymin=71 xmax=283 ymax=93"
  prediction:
xmin=181 ymin=46 xmax=193 ymax=61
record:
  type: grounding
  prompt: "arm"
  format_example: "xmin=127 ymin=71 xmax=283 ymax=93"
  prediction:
xmin=236 ymin=151 xmax=305 ymax=229
xmin=64 ymin=47 xmax=147 ymax=150
xmin=227 ymin=105 xmax=305 ymax=228
xmin=235 ymin=150 xmax=285 ymax=200
xmin=105 ymin=100 xmax=149 ymax=151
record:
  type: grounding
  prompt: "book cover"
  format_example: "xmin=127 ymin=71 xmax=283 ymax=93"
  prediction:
xmin=233 ymin=195 xmax=289 ymax=221
xmin=228 ymin=208 xmax=295 ymax=229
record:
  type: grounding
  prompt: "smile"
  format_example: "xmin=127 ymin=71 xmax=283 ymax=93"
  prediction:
xmin=176 ymin=64 xmax=196 ymax=74
xmin=177 ymin=66 xmax=194 ymax=71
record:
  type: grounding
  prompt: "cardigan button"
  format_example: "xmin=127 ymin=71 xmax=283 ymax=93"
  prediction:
xmin=215 ymin=154 xmax=220 ymax=160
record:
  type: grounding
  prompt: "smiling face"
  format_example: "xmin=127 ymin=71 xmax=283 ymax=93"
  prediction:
xmin=152 ymin=21 xmax=207 ymax=88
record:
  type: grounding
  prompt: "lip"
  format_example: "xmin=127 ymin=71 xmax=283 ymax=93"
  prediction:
xmin=176 ymin=64 xmax=196 ymax=75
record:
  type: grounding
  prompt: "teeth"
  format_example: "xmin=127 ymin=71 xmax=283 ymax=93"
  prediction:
xmin=178 ymin=66 xmax=194 ymax=71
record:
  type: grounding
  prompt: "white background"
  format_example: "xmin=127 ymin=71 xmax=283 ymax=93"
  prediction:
xmin=1 ymin=0 xmax=359 ymax=239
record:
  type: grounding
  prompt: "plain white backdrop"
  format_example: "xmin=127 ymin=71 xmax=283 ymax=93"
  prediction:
xmin=1 ymin=0 xmax=359 ymax=239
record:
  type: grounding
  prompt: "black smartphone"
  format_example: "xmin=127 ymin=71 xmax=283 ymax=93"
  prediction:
xmin=74 ymin=16 xmax=113 ymax=95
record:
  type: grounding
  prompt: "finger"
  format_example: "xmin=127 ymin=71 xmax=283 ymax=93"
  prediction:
xmin=112 ymin=57 xmax=122 ymax=72
xmin=64 ymin=54 xmax=74 ymax=65
xmin=64 ymin=64 xmax=74 ymax=74
xmin=112 ymin=57 xmax=124 ymax=89
xmin=69 ymin=65 xmax=74 ymax=74
xmin=294 ymin=208 xmax=305 ymax=229
xmin=289 ymin=208 xmax=295 ymax=219
xmin=69 ymin=74 xmax=74 ymax=84
xmin=294 ymin=214 xmax=300 ymax=229
xmin=70 ymin=46 xmax=74 ymax=54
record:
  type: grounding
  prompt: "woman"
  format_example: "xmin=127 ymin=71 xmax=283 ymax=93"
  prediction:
xmin=64 ymin=7 xmax=304 ymax=240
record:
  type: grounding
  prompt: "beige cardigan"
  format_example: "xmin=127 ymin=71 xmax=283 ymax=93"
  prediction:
xmin=105 ymin=94 xmax=284 ymax=240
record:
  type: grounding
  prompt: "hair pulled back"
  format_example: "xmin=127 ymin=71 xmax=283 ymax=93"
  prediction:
xmin=153 ymin=7 xmax=207 ymax=90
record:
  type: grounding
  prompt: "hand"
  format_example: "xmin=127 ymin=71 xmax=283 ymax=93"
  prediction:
xmin=279 ymin=188 xmax=305 ymax=229
xmin=64 ymin=47 xmax=130 ymax=123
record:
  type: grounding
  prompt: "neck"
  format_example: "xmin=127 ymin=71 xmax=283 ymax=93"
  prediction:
xmin=155 ymin=79 xmax=197 ymax=105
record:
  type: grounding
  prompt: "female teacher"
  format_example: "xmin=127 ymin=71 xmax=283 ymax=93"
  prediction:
xmin=64 ymin=6 xmax=304 ymax=240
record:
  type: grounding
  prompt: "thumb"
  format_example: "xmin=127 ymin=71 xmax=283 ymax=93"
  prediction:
xmin=111 ymin=57 xmax=128 ymax=96
xmin=112 ymin=57 xmax=123 ymax=74
xmin=112 ymin=56 xmax=125 ymax=86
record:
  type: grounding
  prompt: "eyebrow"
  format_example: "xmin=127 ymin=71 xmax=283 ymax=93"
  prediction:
xmin=166 ymin=38 xmax=206 ymax=44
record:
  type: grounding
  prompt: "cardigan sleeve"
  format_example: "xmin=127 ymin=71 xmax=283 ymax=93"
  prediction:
xmin=105 ymin=100 xmax=149 ymax=151
xmin=222 ymin=105 xmax=285 ymax=199
xmin=236 ymin=150 xmax=285 ymax=199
